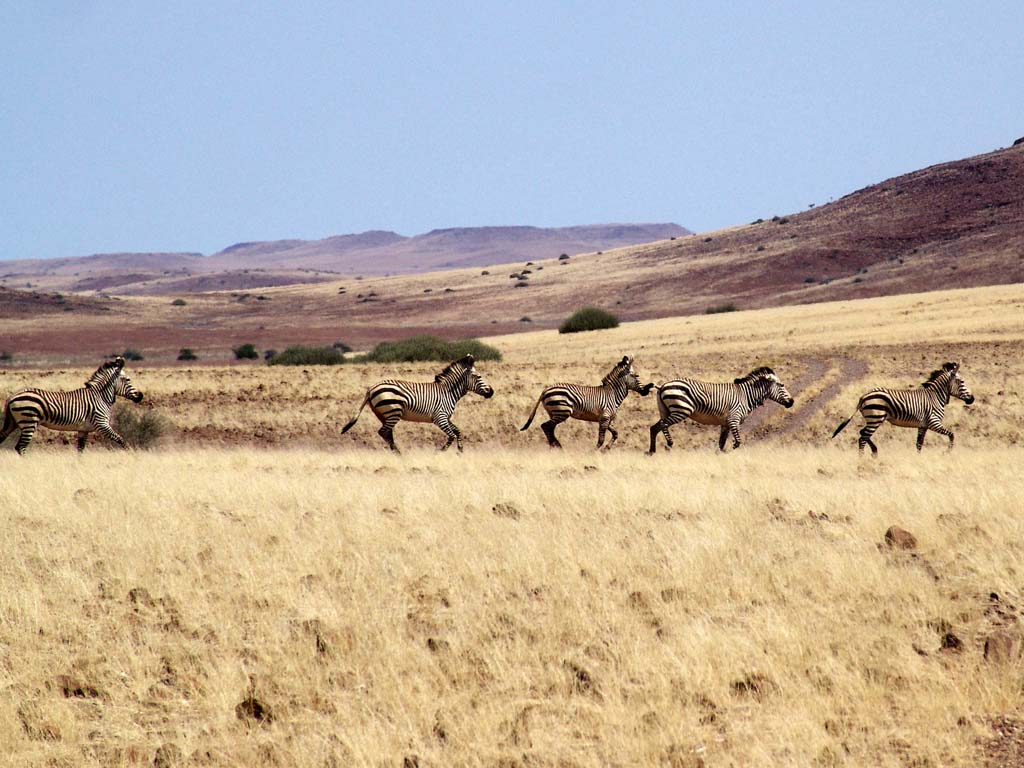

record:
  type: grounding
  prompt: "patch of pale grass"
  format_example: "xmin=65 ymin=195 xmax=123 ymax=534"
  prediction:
xmin=1 ymin=446 xmax=1021 ymax=766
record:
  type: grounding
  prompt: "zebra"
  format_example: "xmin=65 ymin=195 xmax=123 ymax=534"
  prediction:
xmin=520 ymin=355 xmax=653 ymax=449
xmin=647 ymin=366 xmax=794 ymax=454
xmin=0 ymin=357 xmax=144 ymax=455
xmin=831 ymin=361 xmax=974 ymax=454
xmin=341 ymin=354 xmax=494 ymax=452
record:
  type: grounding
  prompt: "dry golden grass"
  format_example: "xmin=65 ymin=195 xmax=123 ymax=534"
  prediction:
xmin=2 ymin=284 xmax=1023 ymax=766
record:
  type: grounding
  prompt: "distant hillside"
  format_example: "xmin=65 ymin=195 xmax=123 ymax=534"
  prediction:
xmin=0 ymin=224 xmax=690 ymax=294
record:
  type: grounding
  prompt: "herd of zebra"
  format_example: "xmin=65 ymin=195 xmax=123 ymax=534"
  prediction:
xmin=1 ymin=354 xmax=975 ymax=457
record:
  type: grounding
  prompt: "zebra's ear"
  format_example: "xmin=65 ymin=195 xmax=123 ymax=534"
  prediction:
xmin=621 ymin=355 xmax=631 ymax=365
xmin=944 ymin=361 xmax=959 ymax=372
xmin=113 ymin=356 xmax=126 ymax=368
xmin=463 ymin=354 xmax=474 ymax=365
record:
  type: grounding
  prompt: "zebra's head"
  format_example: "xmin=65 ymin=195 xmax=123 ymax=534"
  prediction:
xmin=115 ymin=369 xmax=144 ymax=403
xmin=736 ymin=367 xmax=794 ymax=408
xmin=945 ymin=362 xmax=974 ymax=405
xmin=606 ymin=355 xmax=650 ymax=395
xmin=447 ymin=354 xmax=494 ymax=399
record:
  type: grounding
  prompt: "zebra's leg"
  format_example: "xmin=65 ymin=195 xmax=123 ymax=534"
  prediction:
xmin=596 ymin=416 xmax=612 ymax=450
xmin=858 ymin=421 xmax=881 ymax=455
xmin=727 ymin=419 xmax=742 ymax=451
xmin=718 ymin=426 xmax=730 ymax=451
xmin=435 ymin=416 xmax=462 ymax=452
xmin=77 ymin=431 xmax=90 ymax=452
xmin=606 ymin=422 xmax=619 ymax=448
xmin=916 ymin=427 xmax=927 ymax=452
xmin=541 ymin=418 xmax=565 ymax=449
xmin=647 ymin=419 xmax=675 ymax=455
xmin=96 ymin=423 xmax=128 ymax=448
xmin=14 ymin=421 xmax=38 ymax=455
xmin=928 ymin=422 xmax=955 ymax=451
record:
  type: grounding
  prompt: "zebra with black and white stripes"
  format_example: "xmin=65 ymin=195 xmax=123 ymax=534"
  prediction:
xmin=647 ymin=366 xmax=794 ymax=453
xmin=0 ymin=357 xmax=144 ymax=455
xmin=342 ymin=354 xmax=494 ymax=452
xmin=832 ymin=361 xmax=974 ymax=455
xmin=520 ymin=355 xmax=653 ymax=449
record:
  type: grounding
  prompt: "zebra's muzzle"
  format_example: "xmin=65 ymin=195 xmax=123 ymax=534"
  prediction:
xmin=783 ymin=398 xmax=794 ymax=408
xmin=482 ymin=389 xmax=494 ymax=399
xmin=130 ymin=392 xmax=144 ymax=403
xmin=963 ymin=395 xmax=975 ymax=405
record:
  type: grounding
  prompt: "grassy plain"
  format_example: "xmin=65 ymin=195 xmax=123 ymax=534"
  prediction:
xmin=2 ymin=284 xmax=1024 ymax=766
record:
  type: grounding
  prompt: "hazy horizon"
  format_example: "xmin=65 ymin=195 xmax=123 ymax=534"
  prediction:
xmin=3 ymin=2 xmax=1022 ymax=260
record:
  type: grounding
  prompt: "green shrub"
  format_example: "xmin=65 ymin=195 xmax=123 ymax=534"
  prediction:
xmin=267 ymin=345 xmax=346 ymax=366
xmin=558 ymin=253 xmax=570 ymax=260
xmin=233 ymin=343 xmax=259 ymax=360
xmin=264 ymin=349 xmax=277 ymax=361
xmin=122 ymin=348 xmax=144 ymax=361
xmin=112 ymin=405 xmax=170 ymax=450
xmin=332 ymin=341 xmax=353 ymax=353
xmin=177 ymin=348 xmax=198 ymax=361
xmin=558 ymin=307 xmax=620 ymax=334
xmin=705 ymin=303 xmax=739 ymax=314
xmin=0 ymin=351 xmax=12 ymax=363
xmin=360 ymin=336 xmax=501 ymax=363
xmin=171 ymin=298 xmax=187 ymax=306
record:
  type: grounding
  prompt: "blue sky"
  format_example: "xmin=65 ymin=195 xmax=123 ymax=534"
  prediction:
xmin=2 ymin=2 xmax=1022 ymax=259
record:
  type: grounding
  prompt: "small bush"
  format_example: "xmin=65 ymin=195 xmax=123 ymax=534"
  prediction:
xmin=703 ymin=237 xmax=713 ymax=243
xmin=233 ymin=343 xmax=259 ymax=360
xmin=514 ymin=281 xmax=529 ymax=288
xmin=332 ymin=341 xmax=353 ymax=353
xmin=0 ymin=351 xmax=12 ymax=363
xmin=177 ymin=348 xmax=198 ymax=361
xmin=361 ymin=336 xmax=502 ymax=363
xmin=264 ymin=349 xmax=277 ymax=361
xmin=122 ymin=348 xmax=144 ymax=361
xmin=558 ymin=254 xmax=570 ymax=260
xmin=705 ymin=303 xmax=739 ymax=314
xmin=804 ymin=277 xmax=816 ymax=284
xmin=756 ymin=245 xmax=766 ymax=252
xmin=481 ymin=270 xmax=490 ymax=275
xmin=519 ymin=316 xmax=532 ymax=323
xmin=751 ymin=218 xmax=764 ymax=225
xmin=112 ymin=405 xmax=170 ymax=450
xmin=559 ymin=307 xmax=620 ymax=334
xmin=267 ymin=346 xmax=345 ymax=366
xmin=171 ymin=298 xmax=187 ymax=306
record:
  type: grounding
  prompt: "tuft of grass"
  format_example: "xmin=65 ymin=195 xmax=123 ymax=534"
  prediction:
xmin=559 ymin=307 xmax=620 ymax=334
xmin=705 ymin=303 xmax=739 ymax=314
xmin=359 ymin=336 xmax=501 ymax=363
xmin=111 ymin=404 xmax=170 ymax=449
xmin=267 ymin=346 xmax=346 ymax=366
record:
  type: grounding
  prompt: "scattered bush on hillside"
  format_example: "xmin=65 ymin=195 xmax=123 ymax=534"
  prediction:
xmin=558 ymin=254 xmax=570 ymax=260
xmin=233 ymin=343 xmax=259 ymax=360
xmin=122 ymin=348 xmax=144 ymax=361
xmin=171 ymin=298 xmax=187 ymax=306
xmin=359 ymin=336 xmax=501 ymax=363
xmin=559 ymin=307 xmax=620 ymax=334
xmin=332 ymin=341 xmax=353 ymax=353
xmin=804 ymin=277 xmax=816 ymax=284
xmin=267 ymin=346 xmax=346 ymax=366
xmin=112 ymin=404 xmax=170 ymax=450
xmin=264 ymin=349 xmax=277 ymax=361
xmin=0 ymin=351 xmax=12 ymax=363
xmin=514 ymin=281 xmax=529 ymax=288
xmin=177 ymin=348 xmax=198 ymax=361
xmin=705 ymin=303 xmax=739 ymax=314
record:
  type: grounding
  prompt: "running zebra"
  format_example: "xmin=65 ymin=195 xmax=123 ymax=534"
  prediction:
xmin=647 ymin=366 xmax=794 ymax=453
xmin=520 ymin=355 xmax=653 ymax=449
xmin=341 ymin=354 xmax=494 ymax=452
xmin=831 ymin=361 xmax=974 ymax=454
xmin=0 ymin=357 xmax=144 ymax=455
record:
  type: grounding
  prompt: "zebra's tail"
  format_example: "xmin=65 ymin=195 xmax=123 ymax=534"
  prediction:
xmin=0 ymin=400 xmax=14 ymax=443
xmin=520 ymin=394 xmax=543 ymax=431
xmin=831 ymin=405 xmax=859 ymax=439
xmin=342 ymin=393 xmax=371 ymax=434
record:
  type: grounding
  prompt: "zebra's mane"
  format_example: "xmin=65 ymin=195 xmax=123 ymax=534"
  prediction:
xmin=434 ymin=355 xmax=473 ymax=383
xmin=85 ymin=358 xmax=124 ymax=389
xmin=601 ymin=358 xmax=631 ymax=386
xmin=923 ymin=362 xmax=958 ymax=386
xmin=734 ymin=366 xmax=775 ymax=385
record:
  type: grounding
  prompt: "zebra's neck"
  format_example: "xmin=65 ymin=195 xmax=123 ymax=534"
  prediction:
xmin=605 ymin=377 xmax=630 ymax=407
xmin=438 ymin=369 xmax=470 ymax=399
xmin=89 ymin=379 xmax=118 ymax=407
xmin=923 ymin=375 xmax=951 ymax=406
xmin=739 ymin=379 xmax=767 ymax=410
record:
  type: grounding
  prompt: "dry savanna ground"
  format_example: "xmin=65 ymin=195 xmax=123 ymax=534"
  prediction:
xmin=2 ymin=284 xmax=1024 ymax=767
